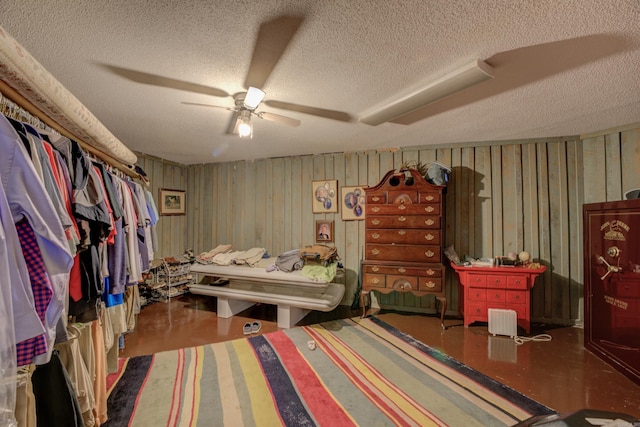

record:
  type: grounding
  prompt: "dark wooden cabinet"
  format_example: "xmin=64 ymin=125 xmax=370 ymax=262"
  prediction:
xmin=360 ymin=168 xmax=447 ymax=327
xmin=584 ymin=198 xmax=640 ymax=386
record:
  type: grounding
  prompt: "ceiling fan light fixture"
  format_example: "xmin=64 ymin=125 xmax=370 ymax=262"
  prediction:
xmin=237 ymin=110 xmax=253 ymax=138
xmin=244 ymin=86 xmax=266 ymax=110
xmin=359 ymin=59 xmax=494 ymax=126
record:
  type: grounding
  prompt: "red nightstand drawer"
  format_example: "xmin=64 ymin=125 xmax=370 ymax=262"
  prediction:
xmin=487 ymin=290 xmax=506 ymax=303
xmin=468 ymin=275 xmax=487 ymax=287
xmin=506 ymin=290 xmax=527 ymax=305
xmin=508 ymin=276 xmax=527 ymax=289
xmin=488 ymin=275 xmax=507 ymax=288
xmin=468 ymin=289 xmax=487 ymax=301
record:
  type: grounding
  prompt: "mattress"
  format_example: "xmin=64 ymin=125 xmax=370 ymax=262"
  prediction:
xmin=190 ymin=263 xmax=331 ymax=288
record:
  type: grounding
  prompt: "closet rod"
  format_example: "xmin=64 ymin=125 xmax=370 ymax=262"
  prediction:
xmin=0 ymin=79 xmax=139 ymax=179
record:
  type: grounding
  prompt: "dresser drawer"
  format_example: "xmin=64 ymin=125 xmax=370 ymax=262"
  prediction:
xmin=364 ymin=264 xmax=443 ymax=277
xmin=419 ymin=277 xmax=443 ymax=292
xmin=468 ymin=288 xmax=487 ymax=301
xmin=419 ymin=192 xmax=441 ymax=203
xmin=388 ymin=191 xmax=418 ymax=204
xmin=488 ymin=275 xmax=508 ymax=288
xmin=387 ymin=275 xmax=418 ymax=291
xmin=507 ymin=276 xmax=528 ymax=289
xmin=365 ymin=244 xmax=441 ymax=263
xmin=467 ymin=274 xmax=487 ymax=288
xmin=368 ymin=204 xmax=441 ymax=215
xmin=486 ymin=289 xmax=506 ymax=303
xmin=367 ymin=194 xmax=386 ymax=204
xmin=366 ymin=215 xmax=440 ymax=229
xmin=506 ymin=290 xmax=527 ymax=305
xmin=468 ymin=302 xmax=488 ymax=318
xmin=366 ymin=229 xmax=441 ymax=245
xmin=363 ymin=273 xmax=386 ymax=288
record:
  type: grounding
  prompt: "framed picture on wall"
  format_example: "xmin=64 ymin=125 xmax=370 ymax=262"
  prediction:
xmin=341 ymin=186 xmax=366 ymax=220
xmin=316 ymin=220 xmax=334 ymax=242
xmin=312 ymin=180 xmax=338 ymax=213
xmin=158 ymin=188 xmax=186 ymax=215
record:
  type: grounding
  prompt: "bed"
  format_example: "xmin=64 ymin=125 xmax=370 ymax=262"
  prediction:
xmin=188 ymin=263 xmax=345 ymax=328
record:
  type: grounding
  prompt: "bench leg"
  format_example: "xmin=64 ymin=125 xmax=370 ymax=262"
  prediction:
xmin=277 ymin=305 xmax=310 ymax=329
xmin=217 ymin=297 xmax=255 ymax=318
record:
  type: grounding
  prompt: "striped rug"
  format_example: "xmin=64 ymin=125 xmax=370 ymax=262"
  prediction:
xmin=104 ymin=317 xmax=554 ymax=426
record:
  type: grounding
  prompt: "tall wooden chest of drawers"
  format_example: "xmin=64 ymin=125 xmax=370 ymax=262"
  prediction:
xmin=360 ymin=168 xmax=447 ymax=327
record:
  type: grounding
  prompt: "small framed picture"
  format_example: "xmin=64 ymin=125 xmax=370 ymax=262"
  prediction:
xmin=312 ymin=180 xmax=338 ymax=213
xmin=316 ymin=220 xmax=334 ymax=243
xmin=341 ymin=186 xmax=366 ymax=220
xmin=158 ymin=188 xmax=186 ymax=215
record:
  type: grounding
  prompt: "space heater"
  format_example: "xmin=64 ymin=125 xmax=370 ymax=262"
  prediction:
xmin=488 ymin=308 xmax=518 ymax=338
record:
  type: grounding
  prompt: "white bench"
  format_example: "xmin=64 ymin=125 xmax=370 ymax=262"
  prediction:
xmin=188 ymin=264 xmax=345 ymax=328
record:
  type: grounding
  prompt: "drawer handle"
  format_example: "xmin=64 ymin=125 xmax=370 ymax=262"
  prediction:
xmin=424 ymin=233 xmax=434 ymax=241
xmin=398 ymin=216 xmax=406 ymax=222
xmin=372 ymin=249 xmax=380 ymax=255
xmin=372 ymin=219 xmax=380 ymax=225
xmin=371 ymin=266 xmax=379 ymax=272
xmin=514 ymin=279 xmax=522 ymax=285
xmin=424 ymin=281 xmax=436 ymax=288
xmin=398 ymin=204 xmax=406 ymax=210
xmin=372 ymin=278 xmax=380 ymax=284
xmin=372 ymin=232 xmax=380 ymax=239
xmin=398 ymin=230 xmax=406 ymax=235
xmin=495 ymin=279 xmax=502 ymax=284
xmin=513 ymin=294 xmax=521 ymax=301
xmin=425 ymin=269 xmax=435 ymax=275
xmin=425 ymin=219 xmax=434 ymax=226
xmin=494 ymin=293 xmax=501 ymax=299
xmin=398 ymin=267 xmax=406 ymax=273
xmin=372 ymin=196 xmax=380 ymax=202
xmin=425 ymin=250 xmax=435 ymax=257
xmin=372 ymin=207 xmax=380 ymax=213
xmin=425 ymin=195 xmax=434 ymax=201
xmin=424 ymin=206 xmax=435 ymax=212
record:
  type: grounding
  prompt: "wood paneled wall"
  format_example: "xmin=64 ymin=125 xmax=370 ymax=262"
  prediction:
xmin=137 ymin=126 xmax=640 ymax=326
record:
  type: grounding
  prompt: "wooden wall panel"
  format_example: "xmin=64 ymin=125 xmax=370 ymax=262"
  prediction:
xmin=138 ymin=125 xmax=639 ymax=326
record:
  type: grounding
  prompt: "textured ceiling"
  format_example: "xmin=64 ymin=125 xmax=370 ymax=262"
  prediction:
xmin=2 ymin=1 xmax=639 ymax=165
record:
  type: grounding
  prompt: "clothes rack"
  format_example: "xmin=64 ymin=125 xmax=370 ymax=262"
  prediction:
xmin=0 ymin=81 xmax=140 ymax=180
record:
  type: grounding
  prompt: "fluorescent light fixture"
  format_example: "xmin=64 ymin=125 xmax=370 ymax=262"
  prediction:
xmin=237 ymin=110 xmax=253 ymax=138
xmin=359 ymin=59 xmax=494 ymax=126
xmin=244 ymin=86 xmax=266 ymax=110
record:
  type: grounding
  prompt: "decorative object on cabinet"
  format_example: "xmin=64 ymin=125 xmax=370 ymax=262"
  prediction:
xmin=360 ymin=168 xmax=448 ymax=328
xmin=341 ymin=185 xmax=366 ymax=220
xmin=451 ymin=263 xmax=546 ymax=334
xmin=158 ymin=188 xmax=186 ymax=215
xmin=312 ymin=180 xmax=338 ymax=213
xmin=315 ymin=220 xmax=334 ymax=242
xmin=583 ymin=198 xmax=640 ymax=386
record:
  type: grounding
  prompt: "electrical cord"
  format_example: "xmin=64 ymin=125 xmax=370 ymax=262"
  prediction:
xmin=513 ymin=334 xmax=552 ymax=345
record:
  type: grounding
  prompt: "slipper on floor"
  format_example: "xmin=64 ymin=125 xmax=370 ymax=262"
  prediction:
xmin=251 ymin=321 xmax=262 ymax=334
xmin=243 ymin=322 xmax=252 ymax=335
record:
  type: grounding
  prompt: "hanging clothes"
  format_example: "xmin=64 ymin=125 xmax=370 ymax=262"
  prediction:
xmin=0 ymin=115 xmax=74 ymax=366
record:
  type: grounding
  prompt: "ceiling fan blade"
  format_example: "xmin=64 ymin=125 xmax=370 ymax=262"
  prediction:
xmin=244 ymin=15 xmax=304 ymax=89
xmin=256 ymin=111 xmax=301 ymax=127
xmin=181 ymin=101 xmax=233 ymax=111
xmin=101 ymin=64 xmax=229 ymax=98
xmin=264 ymin=100 xmax=353 ymax=122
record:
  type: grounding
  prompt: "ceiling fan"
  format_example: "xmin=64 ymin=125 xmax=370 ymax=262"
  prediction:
xmin=182 ymin=86 xmax=301 ymax=139
xmin=101 ymin=15 xmax=352 ymax=138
